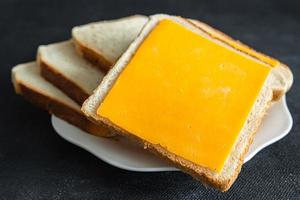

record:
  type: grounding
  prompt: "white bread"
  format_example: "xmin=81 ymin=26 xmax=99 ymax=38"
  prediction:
xmin=72 ymin=15 xmax=292 ymax=101
xmin=12 ymin=62 xmax=113 ymax=137
xmin=72 ymin=15 xmax=148 ymax=71
xmin=81 ymin=14 xmax=285 ymax=191
xmin=37 ymin=40 xmax=105 ymax=105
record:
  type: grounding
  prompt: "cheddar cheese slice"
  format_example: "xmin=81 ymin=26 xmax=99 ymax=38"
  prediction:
xmin=97 ymin=19 xmax=271 ymax=172
xmin=193 ymin=21 xmax=279 ymax=67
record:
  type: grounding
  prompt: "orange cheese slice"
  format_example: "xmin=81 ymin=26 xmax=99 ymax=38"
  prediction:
xmin=97 ymin=19 xmax=271 ymax=172
xmin=216 ymin=36 xmax=279 ymax=67
xmin=194 ymin=21 xmax=279 ymax=67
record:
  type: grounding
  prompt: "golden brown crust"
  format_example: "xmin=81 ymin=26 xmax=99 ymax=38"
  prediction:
xmin=73 ymin=37 xmax=113 ymax=72
xmin=16 ymin=81 xmax=113 ymax=137
xmin=39 ymin=58 xmax=89 ymax=105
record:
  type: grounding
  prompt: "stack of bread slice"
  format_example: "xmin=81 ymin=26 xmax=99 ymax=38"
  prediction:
xmin=12 ymin=15 xmax=148 ymax=137
xmin=12 ymin=14 xmax=293 ymax=191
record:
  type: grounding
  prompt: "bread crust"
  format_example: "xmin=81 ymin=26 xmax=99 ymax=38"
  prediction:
xmin=73 ymin=37 xmax=113 ymax=72
xmin=38 ymin=55 xmax=89 ymax=105
xmin=16 ymin=81 xmax=113 ymax=137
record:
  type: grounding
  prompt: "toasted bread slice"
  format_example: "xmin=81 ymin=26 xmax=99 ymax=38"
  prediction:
xmin=37 ymin=40 xmax=105 ymax=105
xmin=12 ymin=62 xmax=113 ymax=137
xmin=72 ymin=15 xmax=148 ymax=71
xmin=81 ymin=14 xmax=291 ymax=191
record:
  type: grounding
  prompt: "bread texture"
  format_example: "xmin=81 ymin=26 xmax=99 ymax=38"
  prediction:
xmin=37 ymin=40 xmax=105 ymax=105
xmin=12 ymin=62 xmax=113 ymax=137
xmin=72 ymin=15 xmax=148 ymax=71
xmin=81 ymin=14 xmax=287 ymax=191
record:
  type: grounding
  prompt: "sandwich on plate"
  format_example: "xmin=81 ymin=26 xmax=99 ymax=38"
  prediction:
xmin=82 ymin=14 xmax=293 ymax=191
xmin=12 ymin=14 xmax=293 ymax=191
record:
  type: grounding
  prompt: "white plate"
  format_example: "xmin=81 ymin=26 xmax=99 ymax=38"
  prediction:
xmin=51 ymin=96 xmax=292 ymax=172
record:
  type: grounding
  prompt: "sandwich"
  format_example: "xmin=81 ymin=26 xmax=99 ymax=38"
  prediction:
xmin=82 ymin=14 xmax=293 ymax=191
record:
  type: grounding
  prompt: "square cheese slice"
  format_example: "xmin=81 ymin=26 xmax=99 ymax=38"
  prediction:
xmin=97 ymin=19 xmax=271 ymax=172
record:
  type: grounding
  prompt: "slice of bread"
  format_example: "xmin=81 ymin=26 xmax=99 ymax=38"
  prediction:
xmin=72 ymin=15 xmax=148 ymax=71
xmin=82 ymin=14 xmax=292 ymax=191
xmin=72 ymin=15 xmax=292 ymax=101
xmin=38 ymin=40 xmax=105 ymax=105
xmin=12 ymin=62 xmax=113 ymax=137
